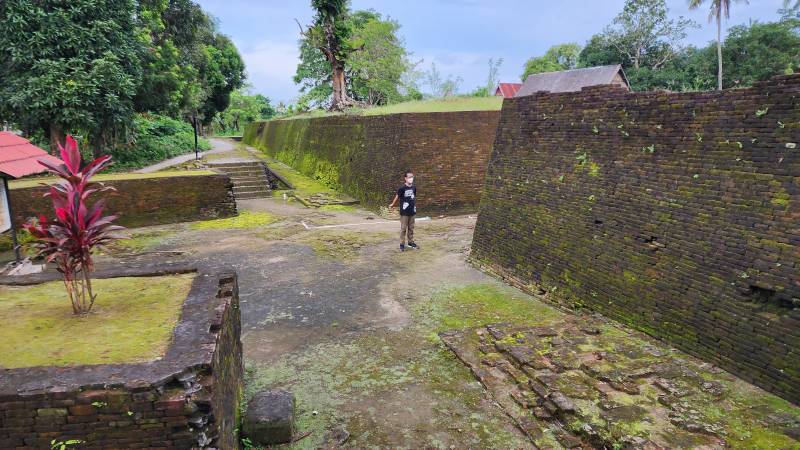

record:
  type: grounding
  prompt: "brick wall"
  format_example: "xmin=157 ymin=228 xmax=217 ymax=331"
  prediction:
xmin=10 ymin=173 xmax=237 ymax=229
xmin=0 ymin=269 xmax=243 ymax=449
xmin=472 ymin=75 xmax=800 ymax=403
xmin=244 ymin=111 xmax=500 ymax=213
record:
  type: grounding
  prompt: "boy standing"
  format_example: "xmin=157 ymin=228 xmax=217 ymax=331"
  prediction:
xmin=389 ymin=170 xmax=419 ymax=251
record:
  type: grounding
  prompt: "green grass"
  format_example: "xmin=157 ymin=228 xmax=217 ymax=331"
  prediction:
xmin=10 ymin=170 xmax=216 ymax=190
xmin=278 ymin=96 xmax=503 ymax=120
xmin=361 ymin=96 xmax=503 ymax=115
xmin=254 ymin=154 xmax=340 ymax=198
xmin=0 ymin=274 xmax=194 ymax=368
xmin=190 ymin=210 xmax=278 ymax=230
xmin=413 ymin=283 xmax=562 ymax=337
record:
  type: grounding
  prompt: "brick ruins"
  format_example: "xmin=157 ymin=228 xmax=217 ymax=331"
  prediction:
xmin=472 ymin=74 xmax=800 ymax=403
xmin=10 ymin=172 xmax=237 ymax=229
xmin=0 ymin=266 xmax=243 ymax=449
xmin=243 ymin=111 xmax=500 ymax=213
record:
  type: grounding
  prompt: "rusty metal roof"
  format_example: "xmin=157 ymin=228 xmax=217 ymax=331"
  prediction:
xmin=0 ymin=132 xmax=61 ymax=178
xmin=516 ymin=65 xmax=629 ymax=97
xmin=495 ymin=83 xmax=523 ymax=98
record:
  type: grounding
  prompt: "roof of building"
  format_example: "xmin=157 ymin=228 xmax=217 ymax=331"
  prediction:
xmin=0 ymin=132 xmax=61 ymax=179
xmin=516 ymin=65 xmax=629 ymax=97
xmin=495 ymin=83 xmax=523 ymax=98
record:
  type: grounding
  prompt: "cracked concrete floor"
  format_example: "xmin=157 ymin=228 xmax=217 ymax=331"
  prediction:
xmin=93 ymin=183 xmax=799 ymax=449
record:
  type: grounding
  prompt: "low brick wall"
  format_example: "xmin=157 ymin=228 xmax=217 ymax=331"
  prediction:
xmin=0 ymin=265 xmax=243 ymax=449
xmin=244 ymin=111 xmax=500 ymax=213
xmin=10 ymin=173 xmax=237 ymax=228
xmin=472 ymin=75 xmax=800 ymax=403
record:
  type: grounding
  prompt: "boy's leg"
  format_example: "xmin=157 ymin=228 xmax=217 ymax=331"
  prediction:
xmin=400 ymin=215 xmax=408 ymax=245
xmin=407 ymin=215 xmax=415 ymax=243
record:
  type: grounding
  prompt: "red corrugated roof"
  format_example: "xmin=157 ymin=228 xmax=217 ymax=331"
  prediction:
xmin=495 ymin=83 xmax=523 ymax=98
xmin=0 ymin=132 xmax=62 ymax=178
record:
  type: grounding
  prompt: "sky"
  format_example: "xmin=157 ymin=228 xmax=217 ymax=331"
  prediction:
xmin=194 ymin=0 xmax=788 ymax=104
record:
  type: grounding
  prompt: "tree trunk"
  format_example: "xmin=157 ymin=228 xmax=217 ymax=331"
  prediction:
xmin=90 ymin=132 xmax=108 ymax=159
xmin=48 ymin=123 xmax=65 ymax=155
xmin=331 ymin=59 xmax=349 ymax=111
xmin=716 ymin=13 xmax=723 ymax=91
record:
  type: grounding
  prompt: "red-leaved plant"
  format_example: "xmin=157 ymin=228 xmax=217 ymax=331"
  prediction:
xmin=24 ymin=136 xmax=124 ymax=314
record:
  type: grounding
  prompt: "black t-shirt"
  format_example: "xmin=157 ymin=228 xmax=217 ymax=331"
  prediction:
xmin=397 ymin=185 xmax=417 ymax=216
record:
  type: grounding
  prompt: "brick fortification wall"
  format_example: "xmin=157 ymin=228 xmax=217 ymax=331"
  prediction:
xmin=472 ymin=75 xmax=800 ymax=403
xmin=0 ymin=269 xmax=243 ymax=449
xmin=10 ymin=173 xmax=237 ymax=228
xmin=244 ymin=111 xmax=500 ymax=213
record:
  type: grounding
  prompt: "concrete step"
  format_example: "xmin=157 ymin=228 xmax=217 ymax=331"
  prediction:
xmin=208 ymin=161 xmax=263 ymax=168
xmin=236 ymin=191 xmax=271 ymax=199
xmin=234 ymin=186 xmax=269 ymax=194
xmin=221 ymin=169 xmax=265 ymax=176
xmin=233 ymin=180 xmax=269 ymax=188
xmin=229 ymin=176 xmax=268 ymax=183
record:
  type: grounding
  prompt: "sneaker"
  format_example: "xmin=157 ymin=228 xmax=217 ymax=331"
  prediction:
xmin=400 ymin=244 xmax=405 ymax=252
xmin=408 ymin=242 xmax=419 ymax=250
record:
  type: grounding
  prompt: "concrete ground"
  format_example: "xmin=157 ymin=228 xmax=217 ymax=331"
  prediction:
xmin=86 ymin=143 xmax=800 ymax=449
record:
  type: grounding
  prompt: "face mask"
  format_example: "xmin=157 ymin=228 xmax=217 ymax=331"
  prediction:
xmin=407 ymin=178 xmax=414 ymax=184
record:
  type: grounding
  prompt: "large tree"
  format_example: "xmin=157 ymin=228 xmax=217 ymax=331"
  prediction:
xmin=605 ymin=0 xmax=696 ymax=70
xmin=295 ymin=8 xmax=413 ymax=108
xmin=688 ymin=0 xmax=749 ymax=90
xmin=136 ymin=0 xmax=245 ymax=124
xmin=0 ymin=0 xmax=142 ymax=154
xmin=298 ymin=0 xmax=356 ymax=110
xmin=719 ymin=20 xmax=800 ymax=87
xmin=347 ymin=11 xmax=411 ymax=105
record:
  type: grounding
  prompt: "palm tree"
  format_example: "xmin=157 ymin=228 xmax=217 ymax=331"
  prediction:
xmin=688 ymin=0 xmax=749 ymax=90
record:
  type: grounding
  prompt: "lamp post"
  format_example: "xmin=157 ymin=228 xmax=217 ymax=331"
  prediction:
xmin=192 ymin=112 xmax=199 ymax=160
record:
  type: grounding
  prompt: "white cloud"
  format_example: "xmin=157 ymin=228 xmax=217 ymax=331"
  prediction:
xmin=237 ymin=39 xmax=301 ymax=104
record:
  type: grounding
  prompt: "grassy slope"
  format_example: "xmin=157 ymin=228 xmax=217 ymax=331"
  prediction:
xmin=0 ymin=274 xmax=194 ymax=367
xmin=10 ymin=170 xmax=216 ymax=189
xmin=278 ymin=96 xmax=504 ymax=120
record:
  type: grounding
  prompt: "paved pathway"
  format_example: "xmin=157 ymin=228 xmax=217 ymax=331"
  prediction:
xmin=134 ymin=138 xmax=236 ymax=173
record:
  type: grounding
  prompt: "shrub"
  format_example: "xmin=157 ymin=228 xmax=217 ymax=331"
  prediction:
xmin=106 ymin=114 xmax=210 ymax=170
xmin=24 ymin=136 xmax=124 ymax=314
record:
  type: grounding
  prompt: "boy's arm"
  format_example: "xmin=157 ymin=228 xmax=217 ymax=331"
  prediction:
xmin=389 ymin=194 xmax=399 ymax=208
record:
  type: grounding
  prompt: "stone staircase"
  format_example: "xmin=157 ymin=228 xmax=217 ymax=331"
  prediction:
xmin=208 ymin=161 xmax=272 ymax=200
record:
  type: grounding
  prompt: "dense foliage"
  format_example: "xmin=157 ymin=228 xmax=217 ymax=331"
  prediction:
xmin=521 ymin=0 xmax=799 ymax=92
xmin=0 ymin=0 xmax=142 ymax=154
xmin=214 ymin=89 xmax=276 ymax=134
xmin=295 ymin=7 xmax=416 ymax=109
xmin=521 ymin=44 xmax=581 ymax=80
xmin=24 ymin=136 xmax=123 ymax=314
xmin=0 ymin=0 xmax=244 ymax=160
xmin=107 ymin=114 xmax=210 ymax=170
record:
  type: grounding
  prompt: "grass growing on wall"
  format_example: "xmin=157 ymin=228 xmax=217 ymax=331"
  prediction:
xmin=277 ymin=96 xmax=504 ymax=120
xmin=362 ymin=96 xmax=503 ymax=115
xmin=9 ymin=170 xmax=216 ymax=190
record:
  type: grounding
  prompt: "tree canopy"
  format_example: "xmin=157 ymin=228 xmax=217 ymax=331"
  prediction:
xmin=521 ymin=44 xmax=581 ymax=80
xmin=569 ymin=0 xmax=798 ymax=91
xmin=295 ymin=7 xmax=415 ymax=109
xmin=0 ymin=0 xmax=245 ymax=154
xmin=0 ymin=0 xmax=142 ymax=153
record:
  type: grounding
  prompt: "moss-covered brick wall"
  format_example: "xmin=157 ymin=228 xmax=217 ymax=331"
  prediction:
xmin=472 ymin=74 xmax=800 ymax=404
xmin=243 ymin=111 xmax=501 ymax=213
xmin=0 ymin=269 xmax=243 ymax=449
xmin=10 ymin=173 xmax=237 ymax=228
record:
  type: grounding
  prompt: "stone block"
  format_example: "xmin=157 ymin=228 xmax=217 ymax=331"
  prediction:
xmin=244 ymin=389 xmax=295 ymax=445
